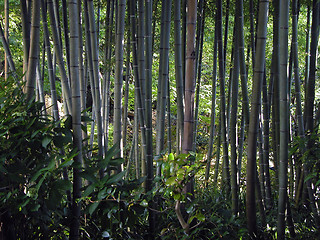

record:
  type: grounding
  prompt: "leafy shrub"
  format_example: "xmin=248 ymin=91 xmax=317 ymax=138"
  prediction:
xmin=0 ymin=82 xmax=150 ymax=239
xmin=0 ymin=85 xmax=74 ymax=239
xmin=75 ymin=144 xmax=150 ymax=239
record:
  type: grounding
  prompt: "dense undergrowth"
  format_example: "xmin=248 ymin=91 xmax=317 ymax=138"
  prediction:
xmin=0 ymin=83 xmax=319 ymax=239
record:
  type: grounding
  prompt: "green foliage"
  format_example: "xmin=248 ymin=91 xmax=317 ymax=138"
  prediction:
xmin=157 ymin=186 xmax=248 ymax=239
xmin=0 ymin=83 xmax=149 ymax=239
xmin=0 ymin=83 xmax=73 ymax=238
xmin=79 ymin=143 xmax=150 ymax=239
xmin=1 ymin=2 xmax=320 ymax=239
xmin=81 ymin=177 xmax=149 ymax=239
xmin=157 ymin=152 xmax=204 ymax=201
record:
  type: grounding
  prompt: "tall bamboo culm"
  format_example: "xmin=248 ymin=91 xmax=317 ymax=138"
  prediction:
xmin=113 ymin=0 xmax=126 ymax=170
xmin=25 ymin=1 xmax=41 ymax=102
xmin=68 ymin=0 xmax=82 ymax=239
xmin=246 ymin=0 xmax=269 ymax=236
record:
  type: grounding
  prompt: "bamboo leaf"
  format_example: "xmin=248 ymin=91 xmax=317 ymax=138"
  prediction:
xmin=53 ymin=135 xmax=72 ymax=148
xmin=195 ymin=212 xmax=205 ymax=222
xmin=64 ymin=115 xmax=72 ymax=130
xmin=99 ymin=144 xmax=120 ymax=169
xmin=42 ymin=136 xmax=51 ymax=148
xmin=31 ymin=169 xmax=44 ymax=182
xmin=81 ymin=115 xmax=93 ymax=122
xmin=109 ymin=157 xmax=124 ymax=166
xmin=89 ymin=201 xmax=100 ymax=215
xmin=106 ymin=171 xmax=125 ymax=185
xmin=97 ymin=188 xmax=107 ymax=200
xmin=53 ymin=179 xmax=72 ymax=191
xmin=83 ymin=184 xmax=95 ymax=197
xmin=305 ymin=173 xmax=316 ymax=183
xmin=79 ymin=171 xmax=97 ymax=183
xmin=35 ymin=172 xmax=48 ymax=193
xmin=58 ymin=158 xmax=74 ymax=169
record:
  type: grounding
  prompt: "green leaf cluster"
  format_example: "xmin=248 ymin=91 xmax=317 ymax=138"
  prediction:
xmin=158 ymin=152 xmax=204 ymax=199
xmin=0 ymin=84 xmax=74 ymax=238
xmin=79 ymin=144 xmax=150 ymax=239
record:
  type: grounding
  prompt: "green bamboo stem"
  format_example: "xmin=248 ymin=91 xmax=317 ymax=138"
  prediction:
xmin=213 ymin=121 xmax=221 ymax=186
xmin=236 ymin=0 xmax=250 ymax=125
xmin=237 ymin=112 xmax=245 ymax=187
xmin=216 ymin=0 xmax=230 ymax=195
xmin=145 ymin=0 xmax=155 ymax=236
xmin=137 ymin=0 xmax=146 ymax=178
xmin=0 ymin=21 xmax=19 ymax=84
xmin=102 ymin=0 xmax=115 ymax=154
xmin=305 ymin=0 xmax=320 ymax=143
xmin=47 ymin=0 xmax=72 ymax=113
xmin=271 ymin=0 xmax=280 ymax=181
xmin=230 ymin=18 xmax=240 ymax=215
xmin=68 ymin=0 xmax=82 ymax=238
xmin=155 ymin=3 xmax=165 ymax=160
xmin=25 ymin=0 xmax=41 ymax=101
xmin=181 ymin=0 xmax=186 ymax=90
xmin=87 ymin=0 xmax=105 ymax=169
xmin=41 ymin=0 xmax=59 ymax=121
xmin=129 ymin=0 xmax=147 ymax=178
xmin=20 ymin=0 xmax=30 ymax=79
xmin=246 ymin=0 xmax=269 ymax=236
xmin=193 ymin=2 xmax=205 ymax=152
xmin=113 ymin=0 xmax=126 ymax=168
xmin=156 ymin=0 xmax=172 ymax=160
xmin=83 ymin=0 xmax=97 ymax=157
xmin=304 ymin=3 xmax=311 ymax=91
xmin=262 ymin=72 xmax=273 ymax=209
xmin=4 ymin=0 xmax=9 ymax=81
xmin=174 ymin=0 xmax=185 ymax=154
xmin=205 ymin=29 xmax=217 ymax=186
xmin=277 ymin=0 xmax=289 ymax=238
xmin=61 ymin=0 xmax=70 ymax=77
xmin=258 ymin=116 xmax=265 ymax=202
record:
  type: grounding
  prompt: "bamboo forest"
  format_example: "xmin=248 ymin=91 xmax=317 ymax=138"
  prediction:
xmin=0 ymin=0 xmax=320 ymax=239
